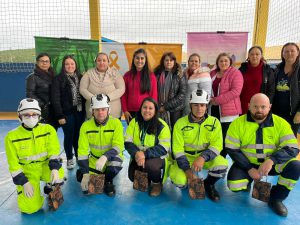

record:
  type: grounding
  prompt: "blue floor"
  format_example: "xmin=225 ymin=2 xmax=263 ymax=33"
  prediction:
xmin=0 ymin=120 xmax=299 ymax=225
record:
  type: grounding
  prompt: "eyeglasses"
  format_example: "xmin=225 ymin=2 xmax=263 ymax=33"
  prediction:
xmin=38 ymin=60 xmax=50 ymax=64
xmin=22 ymin=114 xmax=39 ymax=119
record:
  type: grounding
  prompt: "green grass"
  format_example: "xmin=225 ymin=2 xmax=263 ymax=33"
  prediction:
xmin=0 ymin=49 xmax=35 ymax=63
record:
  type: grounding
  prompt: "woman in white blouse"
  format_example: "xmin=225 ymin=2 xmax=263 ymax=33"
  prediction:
xmin=183 ymin=53 xmax=212 ymax=115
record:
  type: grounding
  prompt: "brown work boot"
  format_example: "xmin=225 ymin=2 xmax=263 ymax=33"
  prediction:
xmin=268 ymin=200 xmax=288 ymax=217
xmin=149 ymin=183 xmax=162 ymax=197
xmin=204 ymin=183 xmax=220 ymax=202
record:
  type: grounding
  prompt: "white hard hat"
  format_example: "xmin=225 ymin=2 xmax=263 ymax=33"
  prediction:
xmin=190 ymin=89 xmax=209 ymax=104
xmin=90 ymin=94 xmax=110 ymax=109
xmin=17 ymin=98 xmax=41 ymax=115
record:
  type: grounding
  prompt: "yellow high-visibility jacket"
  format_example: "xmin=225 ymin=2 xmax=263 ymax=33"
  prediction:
xmin=5 ymin=123 xmax=61 ymax=185
xmin=172 ymin=114 xmax=223 ymax=171
xmin=78 ymin=116 xmax=124 ymax=173
xmin=225 ymin=113 xmax=299 ymax=170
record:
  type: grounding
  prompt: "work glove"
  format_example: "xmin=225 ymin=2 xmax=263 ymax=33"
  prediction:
xmin=96 ymin=155 xmax=108 ymax=171
xmin=51 ymin=169 xmax=60 ymax=184
xmin=81 ymin=173 xmax=90 ymax=192
xmin=23 ymin=182 xmax=34 ymax=198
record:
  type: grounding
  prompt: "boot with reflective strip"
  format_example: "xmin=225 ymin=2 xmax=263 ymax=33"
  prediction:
xmin=48 ymin=185 xmax=64 ymax=211
xmin=88 ymin=174 xmax=105 ymax=194
xmin=133 ymin=170 xmax=148 ymax=192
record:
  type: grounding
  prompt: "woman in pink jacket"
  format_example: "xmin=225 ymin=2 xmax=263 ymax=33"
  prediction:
xmin=210 ymin=53 xmax=244 ymax=157
xmin=121 ymin=48 xmax=158 ymax=124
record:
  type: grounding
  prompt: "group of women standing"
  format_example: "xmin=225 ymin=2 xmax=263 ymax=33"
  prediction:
xmin=25 ymin=42 xmax=300 ymax=173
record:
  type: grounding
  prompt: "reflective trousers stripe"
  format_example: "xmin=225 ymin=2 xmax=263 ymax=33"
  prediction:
xmin=227 ymin=179 xmax=249 ymax=191
xmin=278 ymin=175 xmax=297 ymax=190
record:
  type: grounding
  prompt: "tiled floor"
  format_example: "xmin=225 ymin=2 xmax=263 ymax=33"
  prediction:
xmin=0 ymin=120 xmax=299 ymax=225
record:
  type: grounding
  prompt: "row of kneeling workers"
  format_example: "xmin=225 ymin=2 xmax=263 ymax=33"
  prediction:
xmin=5 ymin=90 xmax=300 ymax=217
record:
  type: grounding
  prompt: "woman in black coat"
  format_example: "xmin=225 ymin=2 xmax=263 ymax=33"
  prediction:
xmin=51 ymin=55 xmax=85 ymax=169
xmin=26 ymin=53 xmax=57 ymax=128
xmin=272 ymin=42 xmax=300 ymax=135
xmin=154 ymin=52 xmax=187 ymax=130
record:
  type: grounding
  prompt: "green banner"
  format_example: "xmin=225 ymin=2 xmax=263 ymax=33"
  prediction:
xmin=35 ymin=36 xmax=99 ymax=74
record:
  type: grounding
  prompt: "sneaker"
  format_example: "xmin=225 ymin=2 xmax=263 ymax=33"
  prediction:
xmin=242 ymin=182 xmax=252 ymax=192
xmin=67 ymin=159 xmax=75 ymax=170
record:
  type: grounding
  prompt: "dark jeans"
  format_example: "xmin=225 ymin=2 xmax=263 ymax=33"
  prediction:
xmin=170 ymin=110 xmax=183 ymax=130
xmin=210 ymin=105 xmax=231 ymax=157
xmin=61 ymin=111 xmax=85 ymax=160
xmin=281 ymin=114 xmax=299 ymax=136
xmin=220 ymin=122 xmax=231 ymax=157
xmin=128 ymin=158 xmax=165 ymax=183
xmin=40 ymin=104 xmax=59 ymax=130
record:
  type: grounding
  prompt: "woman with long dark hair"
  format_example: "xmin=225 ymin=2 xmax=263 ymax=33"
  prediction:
xmin=154 ymin=52 xmax=187 ymax=129
xmin=51 ymin=55 xmax=85 ymax=169
xmin=239 ymin=46 xmax=275 ymax=114
xmin=272 ymin=42 xmax=300 ymax=134
xmin=121 ymin=48 xmax=157 ymax=124
xmin=125 ymin=97 xmax=171 ymax=197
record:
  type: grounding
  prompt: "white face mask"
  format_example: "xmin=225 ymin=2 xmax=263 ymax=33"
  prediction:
xmin=22 ymin=117 xmax=39 ymax=128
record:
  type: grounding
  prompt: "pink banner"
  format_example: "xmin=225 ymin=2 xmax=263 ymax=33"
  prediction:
xmin=187 ymin=32 xmax=248 ymax=67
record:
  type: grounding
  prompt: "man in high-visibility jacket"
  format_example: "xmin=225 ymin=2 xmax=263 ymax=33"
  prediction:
xmin=5 ymin=98 xmax=64 ymax=214
xmin=226 ymin=93 xmax=300 ymax=217
xmin=170 ymin=89 xmax=228 ymax=201
xmin=77 ymin=94 xmax=124 ymax=196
